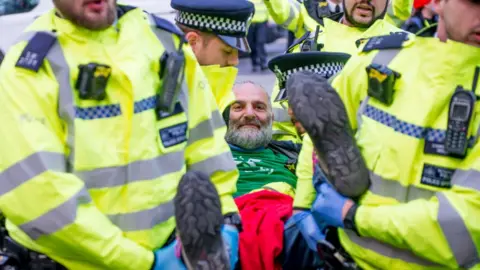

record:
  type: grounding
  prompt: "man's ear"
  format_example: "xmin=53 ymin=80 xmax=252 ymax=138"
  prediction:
xmin=185 ymin=31 xmax=201 ymax=51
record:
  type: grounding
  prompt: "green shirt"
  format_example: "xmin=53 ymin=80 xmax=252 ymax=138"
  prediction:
xmin=230 ymin=145 xmax=297 ymax=197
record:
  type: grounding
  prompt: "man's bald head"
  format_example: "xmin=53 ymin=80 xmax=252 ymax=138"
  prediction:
xmin=226 ymin=81 xmax=274 ymax=149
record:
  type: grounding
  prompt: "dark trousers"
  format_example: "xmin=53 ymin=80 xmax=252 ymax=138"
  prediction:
xmin=287 ymin=31 xmax=296 ymax=48
xmin=247 ymin=22 xmax=268 ymax=69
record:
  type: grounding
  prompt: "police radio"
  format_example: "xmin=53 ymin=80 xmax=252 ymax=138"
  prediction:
xmin=157 ymin=40 xmax=186 ymax=118
xmin=301 ymin=25 xmax=323 ymax=52
xmin=445 ymin=67 xmax=479 ymax=157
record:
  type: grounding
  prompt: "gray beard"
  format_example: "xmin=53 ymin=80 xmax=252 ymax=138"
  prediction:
xmin=225 ymin=122 xmax=273 ymax=150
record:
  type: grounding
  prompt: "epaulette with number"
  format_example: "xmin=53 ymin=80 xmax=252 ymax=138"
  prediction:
xmin=15 ymin=32 xmax=57 ymax=72
xmin=362 ymin=31 xmax=410 ymax=52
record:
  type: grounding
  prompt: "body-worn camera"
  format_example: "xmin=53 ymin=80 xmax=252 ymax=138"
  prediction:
xmin=75 ymin=63 xmax=112 ymax=101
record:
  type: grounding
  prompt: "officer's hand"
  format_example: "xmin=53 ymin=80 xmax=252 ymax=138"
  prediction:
xmin=152 ymin=239 xmax=186 ymax=270
xmin=311 ymin=183 xmax=354 ymax=228
xmin=286 ymin=211 xmax=326 ymax=251
xmin=222 ymin=224 xmax=240 ymax=270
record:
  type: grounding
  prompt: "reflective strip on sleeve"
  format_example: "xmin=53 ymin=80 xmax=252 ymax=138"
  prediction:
xmin=76 ymin=150 xmax=185 ymax=189
xmin=188 ymin=151 xmax=237 ymax=176
xmin=107 ymin=200 xmax=174 ymax=232
xmin=437 ymin=193 xmax=480 ymax=268
xmin=386 ymin=2 xmax=404 ymax=27
xmin=450 ymin=169 xmax=480 ymax=191
xmin=19 ymin=188 xmax=92 ymax=240
xmin=187 ymin=111 xmax=225 ymax=146
xmin=282 ymin=6 xmax=297 ymax=28
xmin=0 ymin=152 xmax=66 ymax=196
xmin=368 ymin=172 xmax=435 ymax=202
xmin=273 ymin=107 xmax=291 ymax=123
xmin=345 ymin=230 xmax=445 ymax=267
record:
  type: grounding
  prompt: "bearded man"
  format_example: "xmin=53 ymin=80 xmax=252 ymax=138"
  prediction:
xmin=224 ymin=81 xmax=322 ymax=270
xmin=225 ymin=81 xmax=299 ymax=197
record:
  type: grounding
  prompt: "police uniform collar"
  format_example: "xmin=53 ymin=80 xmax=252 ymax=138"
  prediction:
xmin=324 ymin=17 xmax=367 ymax=32
xmin=51 ymin=7 xmax=130 ymax=43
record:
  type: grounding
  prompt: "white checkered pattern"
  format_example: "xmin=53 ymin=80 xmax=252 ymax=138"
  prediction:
xmin=176 ymin=11 xmax=247 ymax=34
xmin=276 ymin=62 xmax=345 ymax=85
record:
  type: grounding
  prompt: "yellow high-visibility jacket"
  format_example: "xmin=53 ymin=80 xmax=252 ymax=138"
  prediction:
xmin=201 ymin=65 xmax=238 ymax=113
xmin=335 ymin=37 xmax=480 ymax=269
xmin=264 ymin=0 xmax=412 ymax=38
xmin=250 ymin=0 xmax=270 ymax=23
xmin=0 ymin=6 xmax=238 ymax=270
xmin=269 ymin=19 xmax=406 ymax=209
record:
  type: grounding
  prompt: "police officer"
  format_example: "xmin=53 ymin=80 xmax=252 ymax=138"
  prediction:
xmin=172 ymin=0 xmax=254 ymax=113
xmin=266 ymin=0 xmax=414 ymax=224
xmin=271 ymin=0 xmax=412 ymax=144
xmin=287 ymin=0 xmax=480 ymax=267
xmin=0 ymin=0 xmax=241 ymax=269
xmin=263 ymin=0 xmax=413 ymax=40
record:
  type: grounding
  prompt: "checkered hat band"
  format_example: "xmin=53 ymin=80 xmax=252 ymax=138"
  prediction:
xmin=277 ymin=62 xmax=345 ymax=84
xmin=176 ymin=11 xmax=247 ymax=35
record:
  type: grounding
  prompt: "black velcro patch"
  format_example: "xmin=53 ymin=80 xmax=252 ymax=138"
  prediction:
xmin=420 ymin=163 xmax=455 ymax=189
xmin=362 ymin=33 xmax=408 ymax=52
xmin=16 ymin=32 xmax=57 ymax=72
xmin=159 ymin=122 xmax=188 ymax=148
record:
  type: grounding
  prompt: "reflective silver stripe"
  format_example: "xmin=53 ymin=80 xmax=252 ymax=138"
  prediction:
xmin=356 ymin=97 xmax=370 ymax=133
xmin=77 ymin=150 xmax=185 ymax=189
xmin=356 ymin=49 xmax=401 ymax=132
xmin=273 ymin=130 xmax=292 ymax=136
xmin=107 ymin=200 xmax=174 ymax=232
xmin=188 ymin=151 xmax=237 ymax=176
xmin=149 ymin=16 xmax=189 ymax=115
xmin=46 ymin=36 xmax=76 ymax=169
xmin=0 ymin=152 xmax=66 ymax=196
xmin=369 ymin=172 xmax=435 ymax=202
xmin=187 ymin=111 xmax=225 ymax=146
xmin=18 ymin=32 xmax=75 ymax=168
xmin=437 ymin=193 xmax=480 ymax=268
xmin=273 ymin=107 xmax=291 ymax=123
xmin=19 ymin=188 xmax=92 ymax=240
xmin=450 ymin=169 xmax=480 ymax=191
xmin=386 ymin=3 xmax=404 ymax=27
xmin=282 ymin=5 xmax=296 ymax=29
xmin=345 ymin=230 xmax=444 ymax=267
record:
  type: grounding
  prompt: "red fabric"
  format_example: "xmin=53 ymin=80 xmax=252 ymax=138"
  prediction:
xmin=235 ymin=190 xmax=293 ymax=270
xmin=414 ymin=0 xmax=431 ymax=9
